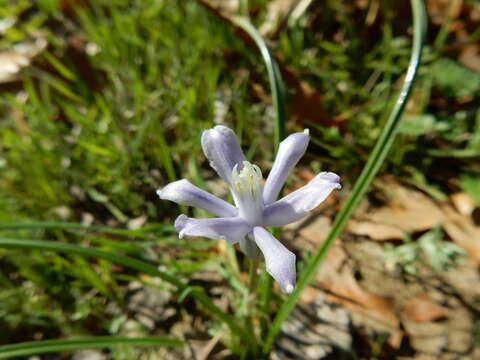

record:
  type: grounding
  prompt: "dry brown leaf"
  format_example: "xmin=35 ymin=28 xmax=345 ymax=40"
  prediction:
xmin=279 ymin=65 xmax=336 ymax=128
xmin=402 ymin=294 xmax=447 ymax=322
xmin=251 ymin=66 xmax=335 ymax=128
xmin=427 ymin=0 xmax=463 ymax=25
xmin=299 ymin=215 xmax=332 ymax=244
xmin=459 ymin=44 xmax=480 ymax=72
xmin=367 ymin=182 xmax=444 ymax=231
xmin=0 ymin=39 xmax=47 ymax=84
xmin=315 ymin=244 xmax=400 ymax=336
xmin=195 ymin=0 xmax=238 ymax=19
xmin=348 ymin=178 xmax=480 ymax=264
xmin=259 ymin=0 xmax=300 ymax=37
xmin=0 ymin=51 xmax=31 ymax=83
xmin=441 ymin=204 xmax=480 ymax=263
xmin=347 ymin=219 xmax=404 ymax=240
xmin=348 ymin=179 xmax=445 ymax=240
xmin=450 ymin=192 xmax=476 ymax=216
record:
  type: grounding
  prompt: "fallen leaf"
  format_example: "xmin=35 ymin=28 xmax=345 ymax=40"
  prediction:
xmin=315 ymin=244 xmax=401 ymax=343
xmin=402 ymin=294 xmax=447 ymax=322
xmin=450 ymin=192 xmax=476 ymax=216
xmin=127 ymin=215 xmax=147 ymax=230
xmin=259 ymin=0 xmax=300 ymax=37
xmin=299 ymin=215 xmax=332 ymax=244
xmin=195 ymin=0 xmax=238 ymax=19
xmin=0 ymin=39 xmax=47 ymax=84
xmin=347 ymin=219 xmax=404 ymax=240
xmin=348 ymin=178 xmax=445 ymax=240
xmin=0 ymin=51 xmax=31 ymax=83
xmin=427 ymin=0 xmax=462 ymax=25
xmin=459 ymin=44 xmax=480 ymax=72
xmin=279 ymin=64 xmax=337 ymax=128
xmin=441 ymin=204 xmax=480 ymax=263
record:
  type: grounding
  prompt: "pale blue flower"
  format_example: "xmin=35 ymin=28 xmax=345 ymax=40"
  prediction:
xmin=157 ymin=126 xmax=341 ymax=293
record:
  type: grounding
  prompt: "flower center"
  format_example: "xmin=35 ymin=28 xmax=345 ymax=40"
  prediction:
xmin=231 ymin=161 xmax=264 ymax=224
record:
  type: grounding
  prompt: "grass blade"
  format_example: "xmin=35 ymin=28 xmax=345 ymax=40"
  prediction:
xmin=0 ymin=221 xmax=174 ymax=237
xmin=232 ymin=16 xmax=286 ymax=150
xmin=263 ymin=0 xmax=427 ymax=353
xmin=0 ymin=336 xmax=182 ymax=359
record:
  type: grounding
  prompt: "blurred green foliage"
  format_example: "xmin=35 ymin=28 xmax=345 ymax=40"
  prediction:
xmin=384 ymin=225 xmax=466 ymax=274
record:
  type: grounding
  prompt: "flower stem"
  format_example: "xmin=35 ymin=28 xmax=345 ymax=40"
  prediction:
xmin=248 ymin=256 xmax=260 ymax=294
xmin=243 ymin=256 xmax=260 ymax=355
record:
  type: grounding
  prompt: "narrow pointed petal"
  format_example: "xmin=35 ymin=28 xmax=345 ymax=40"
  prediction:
xmin=201 ymin=125 xmax=246 ymax=184
xmin=174 ymin=215 xmax=251 ymax=245
xmin=157 ymin=179 xmax=237 ymax=217
xmin=263 ymin=129 xmax=310 ymax=205
xmin=263 ymin=172 xmax=341 ymax=227
xmin=253 ymin=227 xmax=296 ymax=293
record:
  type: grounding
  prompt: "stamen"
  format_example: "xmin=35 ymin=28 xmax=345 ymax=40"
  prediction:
xmin=230 ymin=161 xmax=264 ymax=224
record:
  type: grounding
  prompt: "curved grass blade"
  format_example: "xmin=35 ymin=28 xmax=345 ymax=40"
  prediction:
xmin=232 ymin=16 xmax=286 ymax=150
xmin=0 ymin=239 xmax=256 ymax=350
xmin=0 ymin=221 xmax=174 ymax=237
xmin=263 ymin=0 xmax=427 ymax=353
xmin=0 ymin=336 xmax=182 ymax=359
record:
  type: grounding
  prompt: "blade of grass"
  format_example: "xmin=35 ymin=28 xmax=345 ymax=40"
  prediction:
xmin=0 ymin=221 xmax=174 ymax=236
xmin=0 ymin=336 xmax=182 ymax=359
xmin=43 ymin=51 xmax=79 ymax=82
xmin=0 ymin=239 xmax=256 ymax=350
xmin=263 ymin=0 xmax=427 ymax=353
xmin=156 ymin=125 xmax=177 ymax=182
xmin=232 ymin=16 xmax=286 ymax=151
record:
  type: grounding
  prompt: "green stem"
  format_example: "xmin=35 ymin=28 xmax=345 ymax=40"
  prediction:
xmin=259 ymin=272 xmax=273 ymax=338
xmin=244 ymin=257 xmax=260 ymax=351
xmin=263 ymin=0 xmax=427 ymax=353
xmin=248 ymin=256 xmax=260 ymax=294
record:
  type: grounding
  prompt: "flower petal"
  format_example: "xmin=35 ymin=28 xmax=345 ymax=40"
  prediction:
xmin=157 ymin=179 xmax=237 ymax=217
xmin=174 ymin=215 xmax=251 ymax=245
xmin=201 ymin=125 xmax=246 ymax=184
xmin=263 ymin=172 xmax=341 ymax=227
xmin=253 ymin=226 xmax=296 ymax=293
xmin=263 ymin=129 xmax=310 ymax=205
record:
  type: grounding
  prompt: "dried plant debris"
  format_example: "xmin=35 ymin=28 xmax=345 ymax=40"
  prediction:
xmin=273 ymin=295 xmax=352 ymax=360
xmin=0 ymin=38 xmax=47 ymax=83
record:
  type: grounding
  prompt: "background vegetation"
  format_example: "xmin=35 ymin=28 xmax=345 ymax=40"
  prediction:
xmin=0 ymin=0 xmax=479 ymax=358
